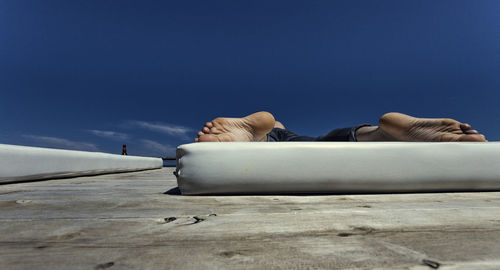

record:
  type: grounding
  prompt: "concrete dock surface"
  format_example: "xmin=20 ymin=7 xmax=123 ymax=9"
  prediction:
xmin=1 ymin=167 xmax=500 ymax=269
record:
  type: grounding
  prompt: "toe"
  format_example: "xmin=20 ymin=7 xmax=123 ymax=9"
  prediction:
xmin=194 ymin=138 xmax=199 ymax=142
xmin=199 ymin=134 xmax=219 ymax=142
xmin=459 ymin=134 xmax=487 ymax=142
xmin=198 ymin=131 xmax=204 ymax=136
xmin=203 ymin=127 xmax=210 ymax=133
xmin=460 ymin=123 xmax=471 ymax=131
xmin=465 ymin=129 xmax=479 ymax=134
xmin=205 ymin=122 xmax=213 ymax=128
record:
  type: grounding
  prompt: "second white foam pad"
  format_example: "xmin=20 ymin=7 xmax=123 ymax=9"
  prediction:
xmin=0 ymin=144 xmax=163 ymax=183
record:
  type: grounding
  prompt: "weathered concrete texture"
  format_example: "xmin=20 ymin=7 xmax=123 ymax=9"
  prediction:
xmin=0 ymin=168 xmax=499 ymax=269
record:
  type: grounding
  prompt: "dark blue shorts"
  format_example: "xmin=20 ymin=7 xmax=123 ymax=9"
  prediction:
xmin=267 ymin=125 xmax=371 ymax=142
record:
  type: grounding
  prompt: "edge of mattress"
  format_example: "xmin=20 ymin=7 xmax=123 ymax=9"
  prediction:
xmin=0 ymin=144 xmax=163 ymax=183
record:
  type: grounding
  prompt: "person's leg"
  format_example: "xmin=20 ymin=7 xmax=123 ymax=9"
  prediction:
xmin=267 ymin=120 xmax=323 ymax=141
xmin=194 ymin=112 xmax=314 ymax=142
xmin=195 ymin=111 xmax=487 ymax=142
xmin=313 ymin=125 xmax=371 ymax=142
xmin=267 ymin=128 xmax=316 ymax=142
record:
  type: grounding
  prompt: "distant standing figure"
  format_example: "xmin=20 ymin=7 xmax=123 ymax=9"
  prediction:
xmin=122 ymin=144 xmax=128 ymax=155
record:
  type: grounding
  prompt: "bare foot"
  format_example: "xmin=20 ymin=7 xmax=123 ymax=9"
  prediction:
xmin=374 ymin=112 xmax=487 ymax=142
xmin=195 ymin=111 xmax=275 ymax=142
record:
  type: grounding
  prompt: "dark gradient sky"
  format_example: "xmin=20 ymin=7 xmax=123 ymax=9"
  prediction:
xmin=1 ymin=0 xmax=499 ymax=157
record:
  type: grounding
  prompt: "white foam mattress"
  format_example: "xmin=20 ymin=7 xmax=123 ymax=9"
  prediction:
xmin=175 ymin=142 xmax=500 ymax=195
xmin=0 ymin=144 xmax=163 ymax=183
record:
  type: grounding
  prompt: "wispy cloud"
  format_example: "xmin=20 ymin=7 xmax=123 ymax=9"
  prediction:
xmin=22 ymin=135 xmax=99 ymax=152
xmin=140 ymin=139 xmax=175 ymax=156
xmin=86 ymin=129 xmax=129 ymax=141
xmin=129 ymin=121 xmax=193 ymax=139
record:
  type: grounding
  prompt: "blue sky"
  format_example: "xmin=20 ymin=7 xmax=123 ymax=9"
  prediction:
xmin=1 ymin=0 xmax=499 ymax=157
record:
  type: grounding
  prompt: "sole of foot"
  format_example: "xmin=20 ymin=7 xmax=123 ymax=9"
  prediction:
xmin=195 ymin=111 xmax=275 ymax=142
xmin=378 ymin=112 xmax=487 ymax=142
